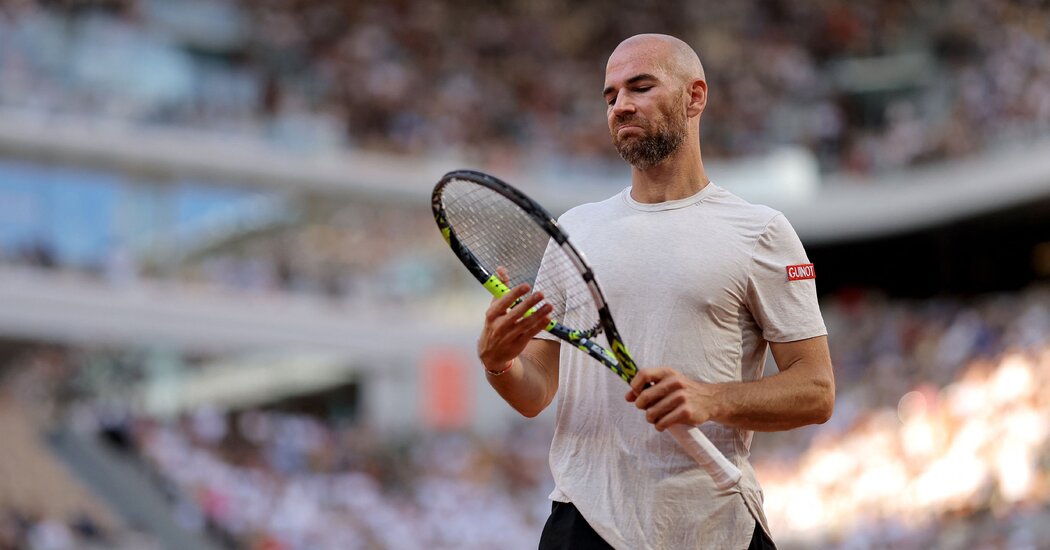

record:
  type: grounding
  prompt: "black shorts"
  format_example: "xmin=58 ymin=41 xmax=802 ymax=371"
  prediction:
xmin=538 ymin=501 xmax=776 ymax=549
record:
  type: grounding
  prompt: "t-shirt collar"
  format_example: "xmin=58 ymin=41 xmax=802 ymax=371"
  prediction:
xmin=621 ymin=182 xmax=719 ymax=212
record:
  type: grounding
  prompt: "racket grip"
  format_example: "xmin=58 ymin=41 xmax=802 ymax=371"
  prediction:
xmin=667 ymin=424 xmax=742 ymax=490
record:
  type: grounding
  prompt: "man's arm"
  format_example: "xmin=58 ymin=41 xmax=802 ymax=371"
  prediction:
xmin=486 ymin=339 xmax=560 ymax=418
xmin=476 ymin=279 xmax=561 ymax=418
xmin=627 ymin=335 xmax=834 ymax=432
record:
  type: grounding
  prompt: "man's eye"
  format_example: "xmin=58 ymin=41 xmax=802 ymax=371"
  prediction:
xmin=636 ymin=86 xmax=653 ymax=92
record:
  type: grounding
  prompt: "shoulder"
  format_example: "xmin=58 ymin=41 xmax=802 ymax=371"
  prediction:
xmin=704 ymin=184 xmax=784 ymax=229
xmin=700 ymin=185 xmax=800 ymax=248
xmin=557 ymin=188 xmax=625 ymax=227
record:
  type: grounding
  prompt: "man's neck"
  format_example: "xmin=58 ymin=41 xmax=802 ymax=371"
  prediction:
xmin=629 ymin=145 xmax=710 ymax=203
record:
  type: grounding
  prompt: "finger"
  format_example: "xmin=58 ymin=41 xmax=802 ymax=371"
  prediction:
xmin=654 ymin=405 xmax=693 ymax=432
xmin=631 ymin=367 xmax=682 ymax=399
xmin=519 ymin=304 xmax=553 ymax=331
xmin=492 ymin=297 xmax=545 ymax=340
xmin=507 ymin=304 xmax=553 ymax=343
xmin=507 ymin=291 xmax=545 ymax=320
xmin=625 ymin=389 xmax=637 ymax=403
xmin=643 ymin=391 xmax=685 ymax=427
xmin=496 ymin=266 xmax=510 ymax=284
xmin=630 ymin=368 xmax=663 ymax=395
xmin=633 ymin=378 xmax=674 ymax=410
xmin=511 ymin=312 xmax=553 ymax=347
xmin=486 ymin=283 xmax=531 ymax=321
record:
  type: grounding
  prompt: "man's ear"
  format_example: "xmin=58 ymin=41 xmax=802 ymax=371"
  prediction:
xmin=687 ymin=79 xmax=707 ymax=118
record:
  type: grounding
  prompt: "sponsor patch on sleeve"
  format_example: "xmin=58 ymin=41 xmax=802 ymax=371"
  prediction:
xmin=786 ymin=263 xmax=815 ymax=281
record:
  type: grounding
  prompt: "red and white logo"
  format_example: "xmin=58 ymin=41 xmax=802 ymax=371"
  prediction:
xmin=786 ymin=264 xmax=815 ymax=281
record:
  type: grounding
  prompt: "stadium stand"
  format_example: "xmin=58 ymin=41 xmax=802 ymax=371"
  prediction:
xmin=1 ymin=285 xmax=1047 ymax=549
xmin=1 ymin=0 xmax=1048 ymax=174
xmin=0 ymin=1 xmax=1049 ymax=549
xmin=0 ymin=398 xmax=117 ymax=549
xmin=0 ymin=353 xmax=150 ymax=549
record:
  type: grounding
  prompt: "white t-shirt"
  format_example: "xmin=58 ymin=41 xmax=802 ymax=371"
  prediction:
xmin=536 ymin=183 xmax=826 ymax=550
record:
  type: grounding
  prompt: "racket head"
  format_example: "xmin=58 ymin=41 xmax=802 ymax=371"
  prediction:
xmin=432 ymin=169 xmax=605 ymax=340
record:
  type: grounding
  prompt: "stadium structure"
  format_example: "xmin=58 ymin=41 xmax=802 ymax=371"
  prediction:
xmin=1 ymin=1 xmax=1048 ymax=549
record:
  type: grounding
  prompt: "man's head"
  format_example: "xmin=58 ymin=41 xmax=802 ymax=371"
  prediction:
xmin=603 ymin=34 xmax=707 ymax=170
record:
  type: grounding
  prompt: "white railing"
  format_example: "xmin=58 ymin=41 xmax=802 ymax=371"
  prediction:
xmin=2 ymin=108 xmax=1048 ymax=245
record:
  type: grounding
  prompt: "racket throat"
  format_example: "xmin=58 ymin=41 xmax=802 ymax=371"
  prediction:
xmin=575 ymin=337 xmax=630 ymax=382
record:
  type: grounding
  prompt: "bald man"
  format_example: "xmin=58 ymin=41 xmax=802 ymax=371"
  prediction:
xmin=478 ymin=34 xmax=834 ymax=549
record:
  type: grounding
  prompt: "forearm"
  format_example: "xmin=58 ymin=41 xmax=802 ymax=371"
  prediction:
xmin=709 ymin=359 xmax=834 ymax=431
xmin=486 ymin=340 xmax=559 ymax=418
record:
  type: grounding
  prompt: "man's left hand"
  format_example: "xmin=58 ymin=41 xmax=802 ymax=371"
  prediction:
xmin=626 ymin=368 xmax=720 ymax=431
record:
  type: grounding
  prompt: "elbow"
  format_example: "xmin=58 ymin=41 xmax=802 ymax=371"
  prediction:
xmin=813 ymin=380 xmax=836 ymax=425
xmin=518 ymin=406 xmax=543 ymax=419
xmin=512 ymin=393 xmax=554 ymax=419
xmin=814 ymin=399 xmax=834 ymax=425
xmin=514 ymin=403 xmax=546 ymax=418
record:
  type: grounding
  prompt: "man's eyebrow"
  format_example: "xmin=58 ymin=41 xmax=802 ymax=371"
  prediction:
xmin=602 ymin=73 xmax=660 ymax=97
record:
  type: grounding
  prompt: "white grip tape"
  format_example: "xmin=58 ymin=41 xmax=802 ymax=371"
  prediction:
xmin=668 ymin=424 xmax=743 ymax=490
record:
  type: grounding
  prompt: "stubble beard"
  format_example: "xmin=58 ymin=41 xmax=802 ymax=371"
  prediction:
xmin=612 ymin=102 xmax=688 ymax=170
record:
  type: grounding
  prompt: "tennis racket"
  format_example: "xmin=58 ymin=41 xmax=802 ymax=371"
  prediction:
xmin=431 ymin=169 xmax=742 ymax=490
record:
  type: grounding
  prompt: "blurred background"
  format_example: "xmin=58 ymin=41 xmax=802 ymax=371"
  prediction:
xmin=0 ymin=0 xmax=1048 ymax=548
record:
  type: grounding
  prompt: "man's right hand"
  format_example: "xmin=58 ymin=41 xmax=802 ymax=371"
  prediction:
xmin=477 ymin=270 xmax=553 ymax=374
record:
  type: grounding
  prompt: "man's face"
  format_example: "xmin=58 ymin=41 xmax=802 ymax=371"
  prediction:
xmin=603 ymin=52 xmax=688 ymax=170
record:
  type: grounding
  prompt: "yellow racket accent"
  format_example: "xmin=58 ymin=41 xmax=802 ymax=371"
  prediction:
xmin=611 ymin=339 xmax=638 ymax=378
xmin=482 ymin=273 xmax=548 ymax=320
xmin=482 ymin=273 xmax=511 ymax=296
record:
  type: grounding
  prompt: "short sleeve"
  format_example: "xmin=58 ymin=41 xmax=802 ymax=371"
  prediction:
xmin=745 ymin=214 xmax=827 ymax=342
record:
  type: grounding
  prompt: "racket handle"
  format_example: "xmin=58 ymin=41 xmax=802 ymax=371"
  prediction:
xmin=667 ymin=424 xmax=742 ymax=490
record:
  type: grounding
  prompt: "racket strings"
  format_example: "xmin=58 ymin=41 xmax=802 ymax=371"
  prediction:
xmin=440 ymin=178 xmax=601 ymax=335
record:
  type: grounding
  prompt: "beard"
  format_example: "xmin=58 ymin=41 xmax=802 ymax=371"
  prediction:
xmin=612 ymin=101 xmax=688 ymax=170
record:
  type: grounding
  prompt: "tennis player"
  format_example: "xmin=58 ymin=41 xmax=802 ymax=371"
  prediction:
xmin=478 ymin=34 xmax=834 ymax=549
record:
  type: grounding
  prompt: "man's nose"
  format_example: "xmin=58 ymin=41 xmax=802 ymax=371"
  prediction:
xmin=610 ymin=94 xmax=636 ymax=118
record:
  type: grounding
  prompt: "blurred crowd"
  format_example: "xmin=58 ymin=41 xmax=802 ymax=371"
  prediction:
xmin=0 ymin=509 xmax=120 ymax=550
xmin=760 ymin=348 xmax=1050 ymax=549
xmin=131 ymin=411 xmax=553 ymax=550
xmin=823 ymin=286 xmax=1050 ymax=417
xmin=1 ymin=0 xmax=1049 ymax=175
xmin=0 ymin=159 xmax=457 ymax=307
xmin=0 ymin=201 xmax=459 ymax=308
xmin=178 ymin=204 xmax=452 ymax=306
xmin=0 ymin=376 xmax=154 ymax=550
xmin=751 ymin=285 xmax=1050 ymax=548
xmin=2 ymin=283 xmax=1048 ymax=548
xmin=2 ymin=4 xmax=1049 ymax=547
